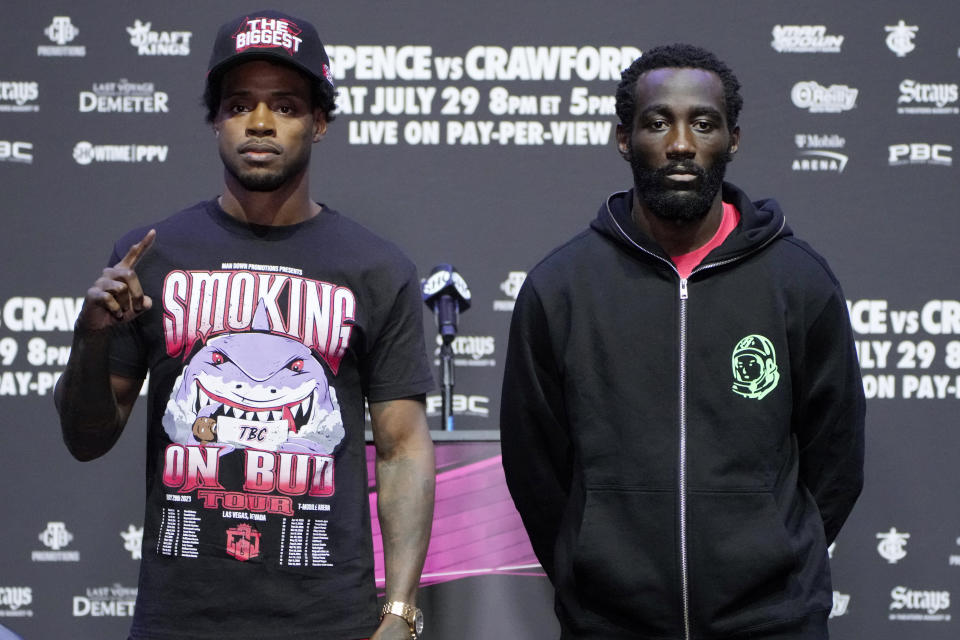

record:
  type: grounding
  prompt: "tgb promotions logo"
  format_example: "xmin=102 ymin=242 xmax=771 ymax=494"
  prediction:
xmin=38 ymin=16 xmax=86 ymax=57
xmin=889 ymin=586 xmax=951 ymax=622
xmin=897 ymin=80 xmax=960 ymax=115
xmin=889 ymin=143 xmax=952 ymax=167
xmin=32 ymin=521 xmax=80 ymax=562
xmin=494 ymin=271 xmax=527 ymax=311
xmin=770 ymin=25 xmax=844 ymax=53
xmin=80 ymin=79 xmax=169 ymax=114
xmin=73 ymin=141 xmax=168 ymax=165
xmin=885 ymin=20 xmax=918 ymax=57
xmin=877 ymin=527 xmax=910 ymax=564
xmin=126 ymin=20 xmax=192 ymax=56
xmin=792 ymin=134 xmax=848 ymax=173
xmin=791 ymin=82 xmax=858 ymax=113
xmin=0 ymin=586 xmax=33 ymax=618
xmin=0 ymin=82 xmax=39 ymax=113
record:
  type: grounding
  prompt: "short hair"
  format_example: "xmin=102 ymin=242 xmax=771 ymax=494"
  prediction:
xmin=203 ymin=59 xmax=338 ymax=124
xmin=615 ymin=43 xmax=742 ymax=132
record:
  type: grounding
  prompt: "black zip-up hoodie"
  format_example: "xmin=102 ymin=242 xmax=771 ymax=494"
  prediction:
xmin=501 ymin=183 xmax=865 ymax=639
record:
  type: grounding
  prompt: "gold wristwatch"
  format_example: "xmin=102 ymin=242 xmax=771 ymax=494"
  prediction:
xmin=380 ymin=600 xmax=423 ymax=639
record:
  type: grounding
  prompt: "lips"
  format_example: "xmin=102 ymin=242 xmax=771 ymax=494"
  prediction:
xmin=238 ymin=141 xmax=281 ymax=158
xmin=663 ymin=164 xmax=704 ymax=183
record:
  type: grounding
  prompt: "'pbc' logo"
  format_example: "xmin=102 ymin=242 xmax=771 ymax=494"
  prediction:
xmin=226 ymin=523 xmax=261 ymax=561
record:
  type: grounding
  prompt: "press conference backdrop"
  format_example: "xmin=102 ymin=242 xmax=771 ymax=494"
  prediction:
xmin=1 ymin=1 xmax=958 ymax=638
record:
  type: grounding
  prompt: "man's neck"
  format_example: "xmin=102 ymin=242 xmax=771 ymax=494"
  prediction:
xmin=631 ymin=192 xmax=724 ymax=256
xmin=219 ymin=171 xmax=320 ymax=226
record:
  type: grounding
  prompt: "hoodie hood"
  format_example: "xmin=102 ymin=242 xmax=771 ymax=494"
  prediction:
xmin=590 ymin=182 xmax=791 ymax=268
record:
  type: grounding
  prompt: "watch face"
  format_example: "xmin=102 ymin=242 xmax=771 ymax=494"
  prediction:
xmin=414 ymin=609 xmax=424 ymax=634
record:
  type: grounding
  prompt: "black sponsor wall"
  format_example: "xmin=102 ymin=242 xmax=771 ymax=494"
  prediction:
xmin=1 ymin=1 xmax=958 ymax=638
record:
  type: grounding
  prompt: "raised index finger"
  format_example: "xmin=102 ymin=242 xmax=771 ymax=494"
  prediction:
xmin=116 ymin=229 xmax=156 ymax=269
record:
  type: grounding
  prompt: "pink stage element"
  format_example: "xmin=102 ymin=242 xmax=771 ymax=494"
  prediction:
xmin=367 ymin=448 xmax=544 ymax=586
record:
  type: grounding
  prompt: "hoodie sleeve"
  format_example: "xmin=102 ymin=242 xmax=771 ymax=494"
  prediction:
xmin=500 ymin=279 xmax=572 ymax=581
xmin=794 ymin=286 xmax=866 ymax=544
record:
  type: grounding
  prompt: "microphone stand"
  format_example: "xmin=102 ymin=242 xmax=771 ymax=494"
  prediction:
xmin=439 ymin=339 xmax=455 ymax=431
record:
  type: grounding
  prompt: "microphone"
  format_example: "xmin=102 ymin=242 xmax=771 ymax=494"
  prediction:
xmin=421 ymin=264 xmax=471 ymax=344
xmin=422 ymin=264 xmax=471 ymax=431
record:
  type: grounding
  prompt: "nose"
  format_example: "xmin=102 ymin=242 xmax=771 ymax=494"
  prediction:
xmin=245 ymin=102 xmax=275 ymax=137
xmin=666 ymin=125 xmax=695 ymax=158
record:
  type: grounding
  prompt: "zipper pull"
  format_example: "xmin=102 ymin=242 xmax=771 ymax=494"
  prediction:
xmin=679 ymin=278 xmax=688 ymax=300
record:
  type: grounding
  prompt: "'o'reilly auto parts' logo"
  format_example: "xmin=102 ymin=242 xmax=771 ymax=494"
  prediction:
xmin=791 ymin=81 xmax=858 ymax=113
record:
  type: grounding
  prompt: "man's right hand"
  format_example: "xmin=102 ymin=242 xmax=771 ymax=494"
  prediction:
xmin=77 ymin=229 xmax=156 ymax=333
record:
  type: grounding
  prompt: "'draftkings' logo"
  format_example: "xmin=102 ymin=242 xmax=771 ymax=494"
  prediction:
xmin=731 ymin=335 xmax=780 ymax=399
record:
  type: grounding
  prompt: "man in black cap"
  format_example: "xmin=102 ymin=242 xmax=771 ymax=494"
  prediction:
xmin=56 ymin=10 xmax=434 ymax=640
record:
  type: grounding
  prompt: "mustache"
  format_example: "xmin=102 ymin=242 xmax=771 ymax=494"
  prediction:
xmin=238 ymin=140 xmax=282 ymax=154
xmin=658 ymin=162 xmax=707 ymax=178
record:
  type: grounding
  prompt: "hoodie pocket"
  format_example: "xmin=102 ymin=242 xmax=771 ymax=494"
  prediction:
xmin=686 ymin=491 xmax=799 ymax=633
xmin=568 ymin=488 xmax=680 ymax=634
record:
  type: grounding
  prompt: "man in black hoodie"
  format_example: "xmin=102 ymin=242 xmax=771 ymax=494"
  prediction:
xmin=500 ymin=44 xmax=865 ymax=639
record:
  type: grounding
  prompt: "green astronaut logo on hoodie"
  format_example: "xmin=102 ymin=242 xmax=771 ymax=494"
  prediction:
xmin=731 ymin=334 xmax=780 ymax=400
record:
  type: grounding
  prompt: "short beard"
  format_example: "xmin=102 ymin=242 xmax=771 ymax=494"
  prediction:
xmin=631 ymin=151 xmax=731 ymax=223
xmin=221 ymin=144 xmax=311 ymax=193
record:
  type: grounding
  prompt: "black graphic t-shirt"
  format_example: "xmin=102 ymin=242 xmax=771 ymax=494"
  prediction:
xmin=108 ymin=200 xmax=434 ymax=640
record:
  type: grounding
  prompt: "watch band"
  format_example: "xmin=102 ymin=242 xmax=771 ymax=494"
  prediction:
xmin=380 ymin=600 xmax=423 ymax=638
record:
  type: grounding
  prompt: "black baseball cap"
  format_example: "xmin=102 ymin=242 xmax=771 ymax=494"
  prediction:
xmin=207 ymin=10 xmax=334 ymax=89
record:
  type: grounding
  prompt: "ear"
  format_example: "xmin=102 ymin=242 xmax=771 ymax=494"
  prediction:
xmin=728 ymin=125 xmax=740 ymax=156
xmin=615 ymin=123 xmax=630 ymax=161
xmin=313 ymin=110 xmax=328 ymax=142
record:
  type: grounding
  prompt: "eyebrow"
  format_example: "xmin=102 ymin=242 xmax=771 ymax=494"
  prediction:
xmin=222 ymin=89 xmax=307 ymax=100
xmin=641 ymin=104 xmax=724 ymax=119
